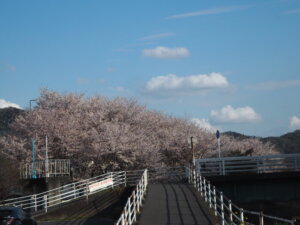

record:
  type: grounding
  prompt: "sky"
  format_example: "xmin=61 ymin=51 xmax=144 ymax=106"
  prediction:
xmin=1 ymin=0 xmax=300 ymax=137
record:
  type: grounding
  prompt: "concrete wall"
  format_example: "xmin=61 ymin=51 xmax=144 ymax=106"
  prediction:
xmin=209 ymin=172 xmax=300 ymax=204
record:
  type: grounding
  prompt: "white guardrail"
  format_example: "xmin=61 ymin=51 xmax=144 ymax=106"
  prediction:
xmin=196 ymin=153 xmax=300 ymax=176
xmin=187 ymin=167 xmax=296 ymax=225
xmin=20 ymin=159 xmax=71 ymax=179
xmin=115 ymin=169 xmax=148 ymax=225
xmin=0 ymin=171 xmax=126 ymax=213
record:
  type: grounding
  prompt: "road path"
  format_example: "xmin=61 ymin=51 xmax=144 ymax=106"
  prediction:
xmin=138 ymin=183 xmax=216 ymax=225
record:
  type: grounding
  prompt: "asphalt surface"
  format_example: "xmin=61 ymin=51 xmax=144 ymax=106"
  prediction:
xmin=138 ymin=184 xmax=216 ymax=225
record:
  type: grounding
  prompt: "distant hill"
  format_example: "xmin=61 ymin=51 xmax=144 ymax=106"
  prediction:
xmin=224 ymin=130 xmax=300 ymax=154
xmin=0 ymin=107 xmax=23 ymax=135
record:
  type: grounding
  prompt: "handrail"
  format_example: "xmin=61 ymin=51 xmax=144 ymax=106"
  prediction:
xmin=0 ymin=171 xmax=126 ymax=213
xmin=20 ymin=159 xmax=71 ymax=179
xmin=196 ymin=153 xmax=300 ymax=176
xmin=115 ymin=169 xmax=148 ymax=225
xmin=187 ymin=167 xmax=296 ymax=225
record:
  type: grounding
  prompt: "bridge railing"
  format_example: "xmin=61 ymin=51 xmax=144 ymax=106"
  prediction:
xmin=124 ymin=166 xmax=186 ymax=185
xmin=20 ymin=159 xmax=71 ymax=179
xmin=0 ymin=171 xmax=126 ymax=213
xmin=196 ymin=153 xmax=300 ymax=176
xmin=187 ymin=167 xmax=296 ymax=225
xmin=115 ymin=169 xmax=148 ymax=225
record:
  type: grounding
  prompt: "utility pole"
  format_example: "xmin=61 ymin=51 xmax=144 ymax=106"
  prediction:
xmin=45 ymin=136 xmax=49 ymax=178
xmin=32 ymin=138 xmax=37 ymax=179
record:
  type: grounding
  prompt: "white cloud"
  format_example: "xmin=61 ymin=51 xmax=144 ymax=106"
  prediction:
xmin=191 ymin=118 xmax=217 ymax=133
xmin=145 ymin=73 xmax=229 ymax=95
xmin=247 ymin=80 xmax=300 ymax=91
xmin=166 ymin=5 xmax=249 ymax=19
xmin=210 ymin=105 xmax=261 ymax=123
xmin=284 ymin=8 xmax=300 ymax=14
xmin=106 ymin=67 xmax=116 ymax=73
xmin=139 ymin=32 xmax=175 ymax=41
xmin=290 ymin=116 xmax=300 ymax=130
xmin=0 ymin=99 xmax=22 ymax=109
xmin=76 ymin=77 xmax=105 ymax=85
xmin=142 ymin=46 xmax=190 ymax=59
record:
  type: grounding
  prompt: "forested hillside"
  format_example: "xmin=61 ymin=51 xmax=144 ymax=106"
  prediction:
xmin=224 ymin=131 xmax=300 ymax=154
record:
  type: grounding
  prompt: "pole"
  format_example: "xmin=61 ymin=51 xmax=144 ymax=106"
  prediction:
xmin=218 ymin=138 xmax=221 ymax=158
xmin=45 ymin=136 xmax=49 ymax=178
xmin=32 ymin=138 xmax=37 ymax=179
xmin=191 ymin=137 xmax=195 ymax=167
xmin=216 ymin=130 xmax=221 ymax=158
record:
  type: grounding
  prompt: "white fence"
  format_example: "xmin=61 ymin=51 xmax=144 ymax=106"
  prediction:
xmin=187 ymin=167 xmax=296 ymax=225
xmin=1 ymin=171 xmax=126 ymax=213
xmin=115 ymin=169 xmax=148 ymax=225
xmin=196 ymin=153 xmax=300 ymax=176
xmin=20 ymin=159 xmax=71 ymax=179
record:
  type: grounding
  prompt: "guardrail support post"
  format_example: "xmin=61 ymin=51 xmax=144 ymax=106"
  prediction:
xmin=259 ymin=211 xmax=264 ymax=225
xmin=240 ymin=208 xmax=244 ymax=224
xmin=200 ymin=175 xmax=203 ymax=196
xmin=204 ymin=179 xmax=207 ymax=202
xmin=34 ymin=194 xmax=37 ymax=212
xmin=44 ymin=195 xmax=47 ymax=213
xmin=220 ymin=192 xmax=225 ymax=225
xmin=213 ymin=187 xmax=217 ymax=216
xmin=228 ymin=200 xmax=233 ymax=222
xmin=208 ymin=182 xmax=212 ymax=208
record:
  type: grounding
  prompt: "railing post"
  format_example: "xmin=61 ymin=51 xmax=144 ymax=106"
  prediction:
xmin=220 ymin=192 xmax=225 ymax=225
xmin=213 ymin=186 xmax=217 ymax=216
xmin=200 ymin=175 xmax=203 ymax=196
xmin=128 ymin=197 xmax=132 ymax=225
xmin=125 ymin=171 xmax=127 ymax=187
xmin=34 ymin=195 xmax=37 ymax=212
xmin=240 ymin=208 xmax=244 ymax=224
xmin=208 ymin=182 xmax=212 ymax=208
xmin=197 ymin=174 xmax=200 ymax=192
xmin=259 ymin=211 xmax=264 ymax=225
xmin=86 ymin=181 xmax=89 ymax=202
xmin=44 ymin=195 xmax=47 ymax=213
xmin=228 ymin=200 xmax=233 ymax=223
xmin=73 ymin=183 xmax=76 ymax=199
xmin=111 ymin=172 xmax=114 ymax=188
xmin=204 ymin=179 xmax=207 ymax=202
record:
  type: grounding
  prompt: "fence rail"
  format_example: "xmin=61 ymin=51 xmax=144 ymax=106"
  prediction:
xmin=1 ymin=171 xmax=126 ymax=213
xmin=115 ymin=169 xmax=148 ymax=225
xmin=20 ymin=159 xmax=71 ymax=179
xmin=196 ymin=153 xmax=300 ymax=176
xmin=187 ymin=167 xmax=296 ymax=225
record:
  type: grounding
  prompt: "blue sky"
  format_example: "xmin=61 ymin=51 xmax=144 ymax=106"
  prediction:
xmin=1 ymin=0 xmax=300 ymax=137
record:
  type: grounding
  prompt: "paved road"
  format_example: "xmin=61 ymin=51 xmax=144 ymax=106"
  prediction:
xmin=138 ymin=184 xmax=217 ymax=225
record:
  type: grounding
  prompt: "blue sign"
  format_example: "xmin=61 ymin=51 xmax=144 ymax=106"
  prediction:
xmin=216 ymin=130 xmax=220 ymax=139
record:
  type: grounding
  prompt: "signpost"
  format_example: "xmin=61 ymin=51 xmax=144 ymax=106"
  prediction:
xmin=216 ymin=130 xmax=221 ymax=158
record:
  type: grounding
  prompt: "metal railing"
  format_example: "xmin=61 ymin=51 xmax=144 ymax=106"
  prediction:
xmin=196 ymin=153 xmax=300 ymax=176
xmin=20 ymin=159 xmax=71 ymax=179
xmin=1 ymin=171 xmax=126 ymax=213
xmin=187 ymin=167 xmax=296 ymax=225
xmin=115 ymin=169 xmax=148 ymax=225
xmin=125 ymin=166 xmax=186 ymax=185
